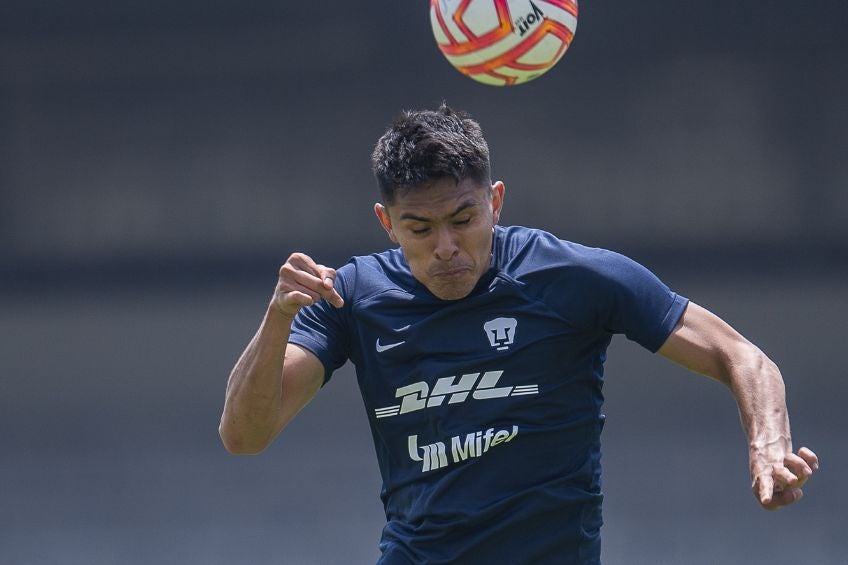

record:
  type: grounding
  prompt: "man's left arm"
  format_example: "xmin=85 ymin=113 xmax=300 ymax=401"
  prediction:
xmin=657 ymin=302 xmax=819 ymax=510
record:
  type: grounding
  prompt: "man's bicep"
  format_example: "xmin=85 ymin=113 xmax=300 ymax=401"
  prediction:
xmin=657 ymin=302 xmax=750 ymax=383
xmin=275 ymin=343 xmax=326 ymax=432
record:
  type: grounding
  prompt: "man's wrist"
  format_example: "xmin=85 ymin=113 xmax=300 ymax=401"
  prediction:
xmin=267 ymin=298 xmax=299 ymax=326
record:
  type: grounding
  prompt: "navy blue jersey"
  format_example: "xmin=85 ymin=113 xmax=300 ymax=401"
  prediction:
xmin=289 ymin=225 xmax=688 ymax=565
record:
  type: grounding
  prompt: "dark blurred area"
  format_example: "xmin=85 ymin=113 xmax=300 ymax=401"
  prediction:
xmin=1 ymin=1 xmax=846 ymax=564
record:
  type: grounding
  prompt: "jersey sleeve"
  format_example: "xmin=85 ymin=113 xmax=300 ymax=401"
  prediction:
xmin=288 ymin=263 xmax=354 ymax=385
xmin=584 ymin=249 xmax=689 ymax=352
xmin=520 ymin=232 xmax=688 ymax=352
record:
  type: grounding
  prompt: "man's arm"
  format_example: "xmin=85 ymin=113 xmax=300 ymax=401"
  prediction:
xmin=657 ymin=302 xmax=819 ymax=510
xmin=219 ymin=253 xmax=344 ymax=455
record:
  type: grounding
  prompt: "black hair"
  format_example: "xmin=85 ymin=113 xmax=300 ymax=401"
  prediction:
xmin=371 ymin=103 xmax=491 ymax=204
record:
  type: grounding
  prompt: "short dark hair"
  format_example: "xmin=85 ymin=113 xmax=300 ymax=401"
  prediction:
xmin=371 ymin=104 xmax=491 ymax=204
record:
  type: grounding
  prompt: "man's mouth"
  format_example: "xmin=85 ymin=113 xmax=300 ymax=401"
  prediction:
xmin=431 ymin=265 xmax=471 ymax=278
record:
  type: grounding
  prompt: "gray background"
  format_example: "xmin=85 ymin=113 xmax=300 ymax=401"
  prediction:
xmin=1 ymin=1 xmax=846 ymax=564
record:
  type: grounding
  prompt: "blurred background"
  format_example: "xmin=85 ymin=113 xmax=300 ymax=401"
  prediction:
xmin=1 ymin=1 xmax=846 ymax=564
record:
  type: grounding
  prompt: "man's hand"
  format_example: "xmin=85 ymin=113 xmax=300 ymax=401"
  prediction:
xmin=273 ymin=253 xmax=344 ymax=317
xmin=751 ymin=443 xmax=819 ymax=510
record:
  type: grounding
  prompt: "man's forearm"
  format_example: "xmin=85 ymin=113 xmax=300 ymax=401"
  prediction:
xmin=732 ymin=353 xmax=790 ymax=444
xmin=726 ymin=348 xmax=793 ymax=481
xmin=219 ymin=302 xmax=293 ymax=454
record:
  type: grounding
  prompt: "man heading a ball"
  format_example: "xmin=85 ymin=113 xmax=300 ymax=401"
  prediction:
xmin=219 ymin=104 xmax=818 ymax=565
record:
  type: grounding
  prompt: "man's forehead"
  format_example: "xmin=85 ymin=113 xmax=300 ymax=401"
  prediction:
xmin=388 ymin=178 xmax=489 ymax=219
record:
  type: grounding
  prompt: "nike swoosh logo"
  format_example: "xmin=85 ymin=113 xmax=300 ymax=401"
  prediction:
xmin=376 ymin=339 xmax=405 ymax=353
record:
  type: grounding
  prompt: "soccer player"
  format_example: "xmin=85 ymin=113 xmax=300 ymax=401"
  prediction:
xmin=219 ymin=105 xmax=818 ymax=564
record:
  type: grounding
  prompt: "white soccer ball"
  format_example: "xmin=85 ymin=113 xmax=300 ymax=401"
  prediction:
xmin=430 ymin=0 xmax=578 ymax=86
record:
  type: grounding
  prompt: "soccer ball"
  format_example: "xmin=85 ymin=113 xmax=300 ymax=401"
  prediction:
xmin=429 ymin=0 xmax=578 ymax=86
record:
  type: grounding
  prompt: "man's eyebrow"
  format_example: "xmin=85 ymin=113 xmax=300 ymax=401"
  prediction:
xmin=398 ymin=201 xmax=478 ymax=222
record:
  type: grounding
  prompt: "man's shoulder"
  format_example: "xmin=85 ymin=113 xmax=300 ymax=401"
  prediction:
xmin=496 ymin=225 xmax=615 ymax=275
xmin=335 ymin=247 xmax=415 ymax=303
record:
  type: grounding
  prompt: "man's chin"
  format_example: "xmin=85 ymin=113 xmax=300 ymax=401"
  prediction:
xmin=426 ymin=280 xmax=475 ymax=301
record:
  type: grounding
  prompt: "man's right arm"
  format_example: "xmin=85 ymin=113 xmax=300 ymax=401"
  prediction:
xmin=218 ymin=253 xmax=344 ymax=454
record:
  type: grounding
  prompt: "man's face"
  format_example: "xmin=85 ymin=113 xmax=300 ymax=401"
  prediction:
xmin=375 ymin=177 xmax=505 ymax=301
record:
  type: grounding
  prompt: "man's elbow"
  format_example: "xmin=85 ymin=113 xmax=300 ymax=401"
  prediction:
xmin=218 ymin=422 xmax=272 ymax=455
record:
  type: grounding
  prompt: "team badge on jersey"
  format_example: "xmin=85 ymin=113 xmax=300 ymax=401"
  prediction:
xmin=483 ymin=317 xmax=518 ymax=351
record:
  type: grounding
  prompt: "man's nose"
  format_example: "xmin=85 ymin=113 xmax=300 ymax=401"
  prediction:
xmin=433 ymin=227 xmax=459 ymax=261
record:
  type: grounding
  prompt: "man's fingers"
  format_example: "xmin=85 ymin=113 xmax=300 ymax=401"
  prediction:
xmin=797 ymin=447 xmax=819 ymax=471
xmin=755 ymin=473 xmax=775 ymax=507
xmin=324 ymin=285 xmax=345 ymax=308
xmin=752 ymin=446 xmax=818 ymax=510
xmin=755 ymin=473 xmax=805 ymax=510
xmin=286 ymin=252 xmax=323 ymax=276
xmin=783 ymin=453 xmax=813 ymax=486
xmin=762 ymin=487 xmax=803 ymax=510
xmin=278 ymin=255 xmax=344 ymax=309
xmin=772 ymin=466 xmax=801 ymax=488
xmin=273 ymin=288 xmax=321 ymax=317
xmin=317 ymin=269 xmax=344 ymax=308
xmin=280 ymin=264 xmax=325 ymax=293
xmin=285 ymin=290 xmax=320 ymax=307
xmin=308 ymin=268 xmax=343 ymax=308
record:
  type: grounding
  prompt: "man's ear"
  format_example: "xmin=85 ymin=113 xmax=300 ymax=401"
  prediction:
xmin=491 ymin=181 xmax=505 ymax=226
xmin=374 ymin=203 xmax=398 ymax=244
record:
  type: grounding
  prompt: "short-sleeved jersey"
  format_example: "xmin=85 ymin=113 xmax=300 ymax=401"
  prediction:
xmin=289 ymin=225 xmax=688 ymax=565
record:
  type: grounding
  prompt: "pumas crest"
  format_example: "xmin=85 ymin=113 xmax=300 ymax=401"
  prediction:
xmin=483 ymin=317 xmax=518 ymax=351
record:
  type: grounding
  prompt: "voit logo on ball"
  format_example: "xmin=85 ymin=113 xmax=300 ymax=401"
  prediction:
xmin=429 ymin=0 xmax=578 ymax=86
xmin=514 ymin=0 xmax=545 ymax=37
